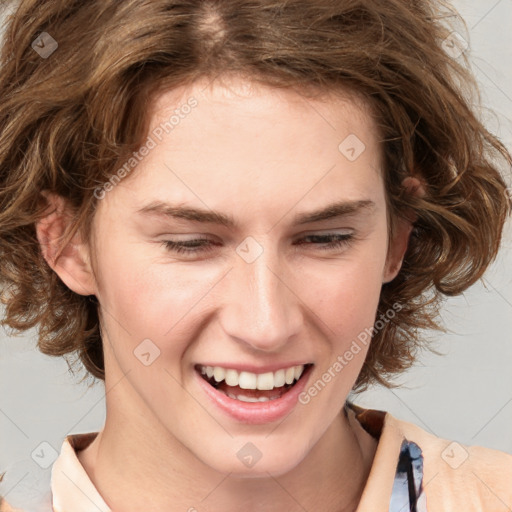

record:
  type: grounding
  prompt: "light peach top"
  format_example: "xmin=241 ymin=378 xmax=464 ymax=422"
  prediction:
xmin=1 ymin=404 xmax=511 ymax=511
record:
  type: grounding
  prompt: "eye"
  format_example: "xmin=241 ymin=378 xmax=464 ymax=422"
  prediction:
xmin=161 ymin=238 xmax=216 ymax=255
xmin=160 ymin=232 xmax=354 ymax=257
xmin=293 ymin=233 xmax=354 ymax=251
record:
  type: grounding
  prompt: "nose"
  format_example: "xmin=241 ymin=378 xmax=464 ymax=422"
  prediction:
xmin=219 ymin=240 xmax=303 ymax=353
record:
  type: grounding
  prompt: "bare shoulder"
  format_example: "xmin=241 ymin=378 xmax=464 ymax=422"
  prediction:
xmin=0 ymin=471 xmax=26 ymax=512
xmin=0 ymin=497 xmax=21 ymax=512
xmin=0 ymin=472 xmax=15 ymax=512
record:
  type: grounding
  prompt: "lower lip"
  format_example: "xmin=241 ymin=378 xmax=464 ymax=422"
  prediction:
xmin=195 ymin=366 xmax=313 ymax=424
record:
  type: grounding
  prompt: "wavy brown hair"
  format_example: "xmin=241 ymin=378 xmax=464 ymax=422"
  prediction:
xmin=0 ymin=0 xmax=510 ymax=392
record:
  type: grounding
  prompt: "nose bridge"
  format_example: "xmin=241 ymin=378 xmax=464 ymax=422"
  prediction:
xmin=223 ymin=239 xmax=302 ymax=351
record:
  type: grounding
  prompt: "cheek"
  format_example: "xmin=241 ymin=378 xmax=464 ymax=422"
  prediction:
xmin=96 ymin=245 xmax=218 ymax=350
xmin=304 ymin=248 xmax=387 ymax=338
xmin=308 ymin=269 xmax=382 ymax=351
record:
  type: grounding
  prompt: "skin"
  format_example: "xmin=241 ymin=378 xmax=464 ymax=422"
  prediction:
xmin=36 ymin=76 xmax=417 ymax=511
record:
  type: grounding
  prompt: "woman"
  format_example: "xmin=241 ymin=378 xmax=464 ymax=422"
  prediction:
xmin=0 ymin=0 xmax=511 ymax=510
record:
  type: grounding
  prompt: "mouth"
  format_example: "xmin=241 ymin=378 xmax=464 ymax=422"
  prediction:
xmin=194 ymin=363 xmax=314 ymax=403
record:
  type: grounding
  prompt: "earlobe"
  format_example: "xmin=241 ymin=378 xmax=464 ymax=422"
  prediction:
xmin=36 ymin=191 xmax=96 ymax=296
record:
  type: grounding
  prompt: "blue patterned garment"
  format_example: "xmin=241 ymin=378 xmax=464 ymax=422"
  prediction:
xmin=389 ymin=439 xmax=427 ymax=512
xmin=345 ymin=401 xmax=427 ymax=512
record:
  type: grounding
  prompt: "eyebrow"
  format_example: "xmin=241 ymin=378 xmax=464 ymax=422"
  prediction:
xmin=136 ymin=199 xmax=375 ymax=228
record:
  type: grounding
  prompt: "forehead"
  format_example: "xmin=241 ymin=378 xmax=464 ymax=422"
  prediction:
xmin=146 ymin=76 xmax=381 ymax=173
xmin=97 ymin=76 xmax=386 ymax=227
xmin=149 ymin=76 xmax=379 ymax=143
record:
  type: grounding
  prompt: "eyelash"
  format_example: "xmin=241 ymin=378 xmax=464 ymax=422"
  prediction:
xmin=161 ymin=233 xmax=354 ymax=255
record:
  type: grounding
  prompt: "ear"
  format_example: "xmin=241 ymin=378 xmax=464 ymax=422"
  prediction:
xmin=382 ymin=214 xmax=413 ymax=283
xmin=382 ymin=176 xmax=425 ymax=284
xmin=35 ymin=190 xmax=97 ymax=296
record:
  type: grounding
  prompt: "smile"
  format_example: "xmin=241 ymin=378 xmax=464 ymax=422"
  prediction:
xmin=195 ymin=363 xmax=314 ymax=421
xmin=199 ymin=364 xmax=307 ymax=399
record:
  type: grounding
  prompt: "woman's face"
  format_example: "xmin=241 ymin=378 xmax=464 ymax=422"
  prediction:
xmin=61 ymin=77 xmax=409 ymax=475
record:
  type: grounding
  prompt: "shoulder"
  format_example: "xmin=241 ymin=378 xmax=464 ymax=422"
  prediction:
xmin=0 ymin=498 xmax=22 ymax=512
xmin=0 ymin=454 xmax=55 ymax=512
xmin=387 ymin=412 xmax=512 ymax=510
xmin=0 ymin=471 xmax=20 ymax=512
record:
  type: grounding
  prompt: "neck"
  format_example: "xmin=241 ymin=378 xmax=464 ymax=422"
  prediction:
xmin=77 ymin=383 xmax=377 ymax=512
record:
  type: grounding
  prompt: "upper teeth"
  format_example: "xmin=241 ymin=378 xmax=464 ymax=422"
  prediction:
xmin=200 ymin=365 xmax=305 ymax=390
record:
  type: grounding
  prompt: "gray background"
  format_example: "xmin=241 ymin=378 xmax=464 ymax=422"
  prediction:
xmin=1 ymin=0 xmax=511 ymax=503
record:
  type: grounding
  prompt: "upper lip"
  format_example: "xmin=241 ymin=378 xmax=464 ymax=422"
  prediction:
xmin=195 ymin=362 xmax=313 ymax=374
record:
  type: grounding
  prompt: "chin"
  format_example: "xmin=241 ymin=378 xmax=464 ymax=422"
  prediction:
xmin=201 ymin=441 xmax=308 ymax=478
